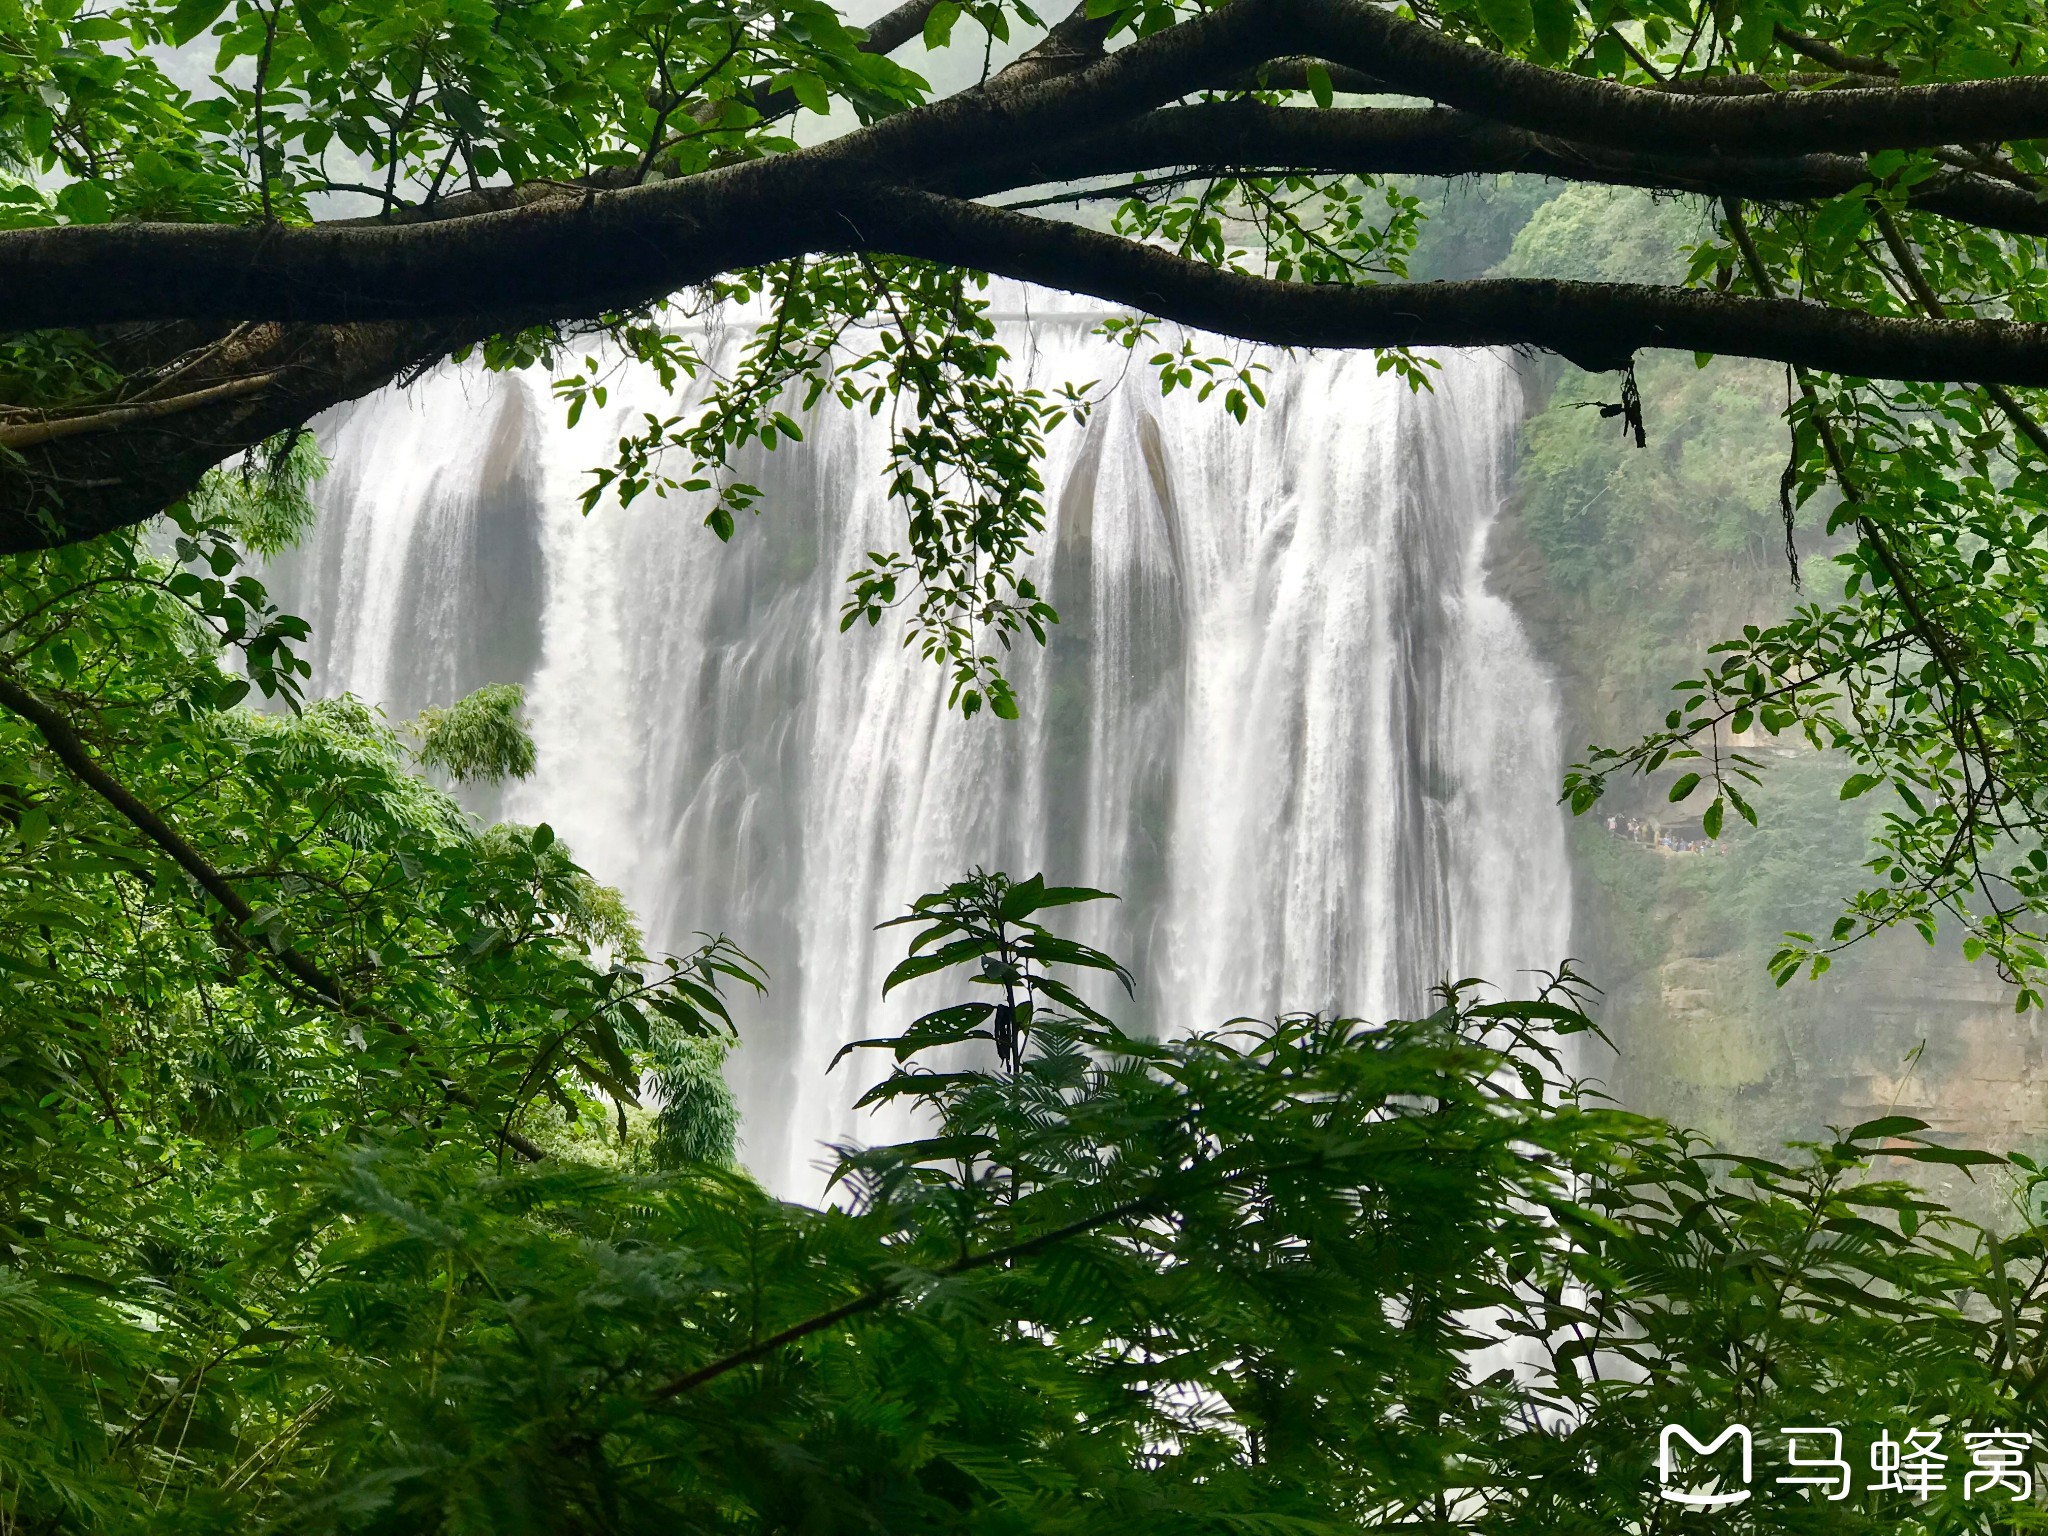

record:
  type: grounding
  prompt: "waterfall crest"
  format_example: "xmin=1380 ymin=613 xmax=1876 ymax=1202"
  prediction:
xmin=272 ymin=296 xmax=1573 ymax=1197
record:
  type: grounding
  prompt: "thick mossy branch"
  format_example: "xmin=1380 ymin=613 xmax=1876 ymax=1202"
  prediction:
xmin=850 ymin=190 xmax=2048 ymax=381
xmin=0 ymin=320 xmax=467 ymax=552
xmin=965 ymin=104 xmax=2048 ymax=238
xmin=6 ymin=0 xmax=2048 ymax=547
xmin=1284 ymin=0 xmax=2048 ymax=155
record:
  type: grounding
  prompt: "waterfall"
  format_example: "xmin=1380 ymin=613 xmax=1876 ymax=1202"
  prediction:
xmin=270 ymin=291 xmax=1573 ymax=1198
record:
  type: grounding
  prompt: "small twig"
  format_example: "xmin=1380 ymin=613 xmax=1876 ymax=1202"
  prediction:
xmin=252 ymin=0 xmax=281 ymax=222
xmin=649 ymin=1189 xmax=1158 ymax=1400
xmin=1774 ymin=25 xmax=1900 ymax=80
xmin=380 ymin=46 xmax=432 ymax=218
xmin=123 ymin=324 xmax=257 ymax=405
xmin=635 ymin=27 xmax=742 ymax=184
xmin=420 ymin=141 xmax=463 ymax=209
xmin=0 ymin=373 xmax=283 ymax=450
xmin=1869 ymin=202 xmax=2048 ymax=459
xmin=220 ymin=1389 xmax=334 ymax=1493
xmin=1608 ymin=26 xmax=1665 ymax=83
xmin=650 ymin=1141 xmax=1359 ymax=1402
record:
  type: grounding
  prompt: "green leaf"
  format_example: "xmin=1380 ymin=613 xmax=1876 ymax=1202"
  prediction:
xmin=1884 ymin=1145 xmax=2006 ymax=1168
xmin=164 ymin=0 xmax=232 ymax=45
xmin=295 ymin=0 xmax=345 ymax=62
xmin=1724 ymin=781 xmax=1758 ymax=827
xmin=923 ymin=0 xmax=961 ymax=46
xmin=1017 ymin=884 xmax=1119 ymax=915
xmin=1529 ymin=0 xmax=1576 ymax=62
xmin=789 ymin=72 xmax=830 ymax=114
xmin=1840 ymin=772 xmax=1883 ymax=800
xmin=1472 ymin=0 xmax=1534 ymax=47
xmin=1730 ymin=0 xmax=1776 ymax=61
xmin=996 ymin=873 xmax=1047 ymax=921
xmin=1846 ymin=1115 xmax=1930 ymax=1142
xmin=1809 ymin=195 xmax=1872 ymax=249
xmin=53 ymin=181 xmax=111 ymax=226
xmin=1304 ymin=60 xmax=1334 ymax=109
xmin=882 ymin=937 xmax=1000 ymax=994
xmin=1668 ymin=772 xmax=1700 ymax=802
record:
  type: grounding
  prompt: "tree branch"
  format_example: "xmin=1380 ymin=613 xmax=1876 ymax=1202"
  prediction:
xmin=992 ymin=0 xmax=1123 ymax=86
xmin=7 ymin=117 xmax=2045 ymax=346
xmin=844 ymin=188 xmax=2048 ymax=382
xmin=6 ymin=0 xmax=2048 ymax=552
xmin=0 ymin=668 xmax=548 ymax=1161
xmin=0 ymin=320 xmax=465 ymax=552
xmin=1773 ymin=25 xmax=1900 ymax=81
xmin=20 ymin=165 xmax=2048 ymax=558
xmin=1223 ymin=55 xmax=1391 ymax=93
xmin=861 ymin=0 xmax=952 ymax=56
xmin=1288 ymin=0 xmax=2048 ymax=155
xmin=957 ymin=102 xmax=2048 ymax=239
xmin=12 ymin=0 xmax=2048 ymax=335
xmin=0 ymin=371 xmax=282 ymax=450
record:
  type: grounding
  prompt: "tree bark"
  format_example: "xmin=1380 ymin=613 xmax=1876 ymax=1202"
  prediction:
xmin=0 ymin=319 xmax=470 ymax=551
xmin=962 ymin=104 xmax=2048 ymax=238
xmin=7 ymin=0 xmax=2048 ymax=549
xmin=845 ymin=188 xmax=2048 ymax=380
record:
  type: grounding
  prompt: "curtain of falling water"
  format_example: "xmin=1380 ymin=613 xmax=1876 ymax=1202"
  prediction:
xmin=269 ymin=293 xmax=1573 ymax=1199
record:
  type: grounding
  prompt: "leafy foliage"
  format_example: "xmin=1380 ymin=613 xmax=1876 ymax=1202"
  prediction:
xmin=1524 ymin=56 xmax=2048 ymax=1006
xmin=184 ymin=430 xmax=329 ymax=559
xmin=3 ymin=0 xmax=2048 ymax=1006
xmin=0 ymin=422 xmax=2023 ymax=1516
xmin=414 ymin=681 xmax=537 ymax=785
xmin=648 ymin=1030 xmax=739 ymax=1166
xmin=552 ymin=261 xmax=1089 ymax=718
xmin=8 ymin=845 xmax=2048 ymax=1534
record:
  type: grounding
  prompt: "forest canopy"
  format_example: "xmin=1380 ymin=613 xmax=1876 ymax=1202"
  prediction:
xmin=6 ymin=822 xmax=2048 ymax=1535
xmin=9 ymin=0 xmax=2048 ymax=1528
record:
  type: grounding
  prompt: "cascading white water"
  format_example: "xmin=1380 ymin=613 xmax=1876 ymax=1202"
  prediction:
xmin=271 ymin=290 xmax=1573 ymax=1198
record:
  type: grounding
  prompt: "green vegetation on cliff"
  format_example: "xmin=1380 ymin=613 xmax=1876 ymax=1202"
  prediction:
xmin=1451 ymin=183 xmax=2040 ymax=1176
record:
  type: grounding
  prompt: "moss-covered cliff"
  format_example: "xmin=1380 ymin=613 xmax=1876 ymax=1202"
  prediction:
xmin=1438 ymin=180 xmax=2048 ymax=1203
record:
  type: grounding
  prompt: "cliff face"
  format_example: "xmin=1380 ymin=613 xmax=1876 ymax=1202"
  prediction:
xmin=1467 ymin=191 xmax=2048 ymax=1201
xmin=1562 ymin=813 xmax=2042 ymax=1214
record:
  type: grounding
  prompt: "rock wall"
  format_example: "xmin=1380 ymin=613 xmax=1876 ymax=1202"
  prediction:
xmin=1490 ymin=345 xmax=2047 ymax=1217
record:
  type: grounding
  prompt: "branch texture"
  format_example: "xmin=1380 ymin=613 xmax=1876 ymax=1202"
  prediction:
xmin=4 ymin=0 xmax=2048 ymax=547
xmin=847 ymin=190 xmax=2048 ymax=382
